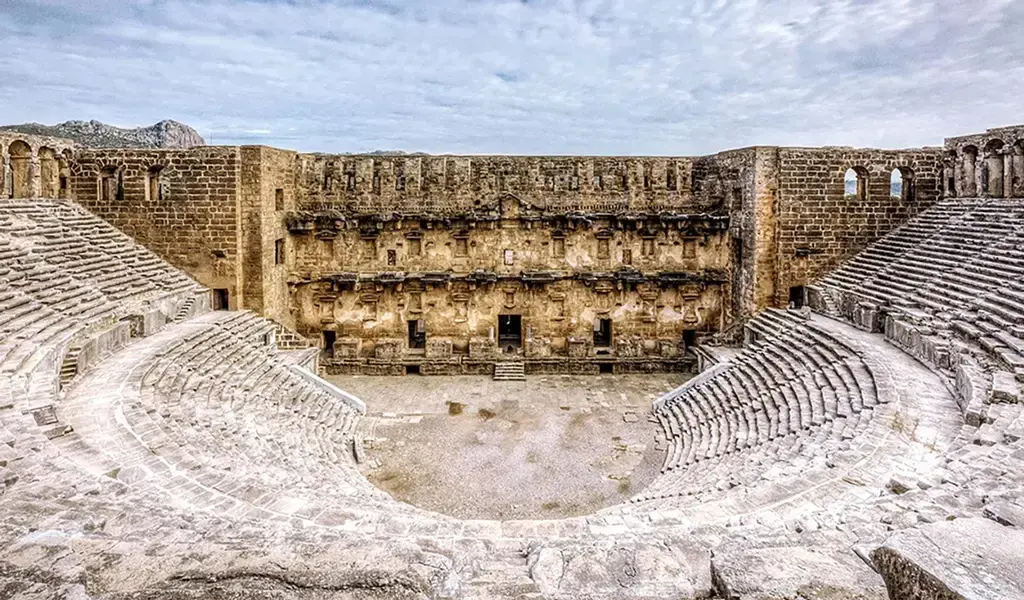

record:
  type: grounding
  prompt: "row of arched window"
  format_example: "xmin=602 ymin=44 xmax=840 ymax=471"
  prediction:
xmin=2 ymin=140 xmax=73 ymax=199
xmin=843 ymin=167 xmax=915 ymax=202
xmin=946 ymin=138 xmax=1024 ymax=198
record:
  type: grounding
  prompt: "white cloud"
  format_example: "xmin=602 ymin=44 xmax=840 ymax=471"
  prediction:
xmin=0 ymin=0 xmax=1021 ymax=154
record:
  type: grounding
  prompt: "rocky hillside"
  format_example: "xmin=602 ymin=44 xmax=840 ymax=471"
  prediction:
xmin=0 ymin=119 xmax=205 ymax=148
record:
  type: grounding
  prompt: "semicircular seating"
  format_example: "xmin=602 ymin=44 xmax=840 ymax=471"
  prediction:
xmin=1 ymin=196 xmax=1022 ymax=599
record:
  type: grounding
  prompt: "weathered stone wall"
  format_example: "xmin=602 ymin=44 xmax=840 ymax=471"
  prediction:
xmin=60 ymin=131 xmax=976 ymax=373
xmin=239 ymin=146 xmax=298 ymax=327
xmin=0 ymin=132 xmax=76 ymax=200
xmin=945 ymin=125 xmax=1024 ymax=198
xmin=286 ymin=210 xmax=731 ymax=370
xmin=286 ymin=152 xmax=747 ymax=372
xmin=71 ymin=147 xmax=243 ymax=307
xmin=294 ymin=154 xmax=708 ymax=214
xmin=771 ymin=147 xmax=943 ymax=306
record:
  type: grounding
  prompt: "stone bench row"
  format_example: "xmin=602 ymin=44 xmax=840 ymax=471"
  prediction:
xmin=655 ymin=311 xmax=878 ymax=474
xmin=128 ymin=313 xmax=390 ymax=507
xmin=812 ymin=198 xmax=1024 ymax=385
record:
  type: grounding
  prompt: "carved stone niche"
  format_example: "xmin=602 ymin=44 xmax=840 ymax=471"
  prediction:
xmin=407 ymin=290 xmax=424 ymax=314
xmin=451 ymin=286 xmax=470 ymax=322
xmin=317 ymin=294 xmax=338 ymax=324
xmin=426 ymin=338 xmax=452 ymax=359
xmin=359 ymin=292 xmax=379 ymax=322
xmin=469 ymin=336 xmax=497 ymax=359
xmin=638 ymin=283 xmax=659 ymax=323
xmin=501 ymin=283 xmax=519 ymax=309
xmin=374 ymin=339 xmax=403 ymax=359
xmin=548 ymin=290 xmax=567 ymax=320
xmin=567 ymin=336 xmax=590 ymax=358
xmin=593 ymin=281 xmax=615 ymax=313
xmin=337 ymin=337 xmax=360 ymax=358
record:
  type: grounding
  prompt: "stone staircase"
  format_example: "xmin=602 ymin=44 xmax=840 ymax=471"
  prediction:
xmin=58 ymin=346 xmax=81 ymax=388
xmin=171 ymin=295 xmax=196 ymax=323
xmin=493 ymin=359 xmax=525 ymax=381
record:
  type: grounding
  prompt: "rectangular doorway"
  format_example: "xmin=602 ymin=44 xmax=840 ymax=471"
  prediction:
xmin=789 ymin=285 xmax=806 ymax=309
xmin=408 ymin=319 xmax=426 ymax=350
xmin=322 ymin=330 xmax=336 ymax=357
xmin=594 ymin=318 xmax=612 ymax=348
xmin=213 ymin=289 xmax=229 ymax=311
xmin=498 ymin=315 xmax=522 ymax=352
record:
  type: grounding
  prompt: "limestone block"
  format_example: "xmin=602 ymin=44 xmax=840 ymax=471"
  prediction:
xmin=712 ymin=546 xmax=886 ymax=600
xmin=373 ymin=339 xmax=403 ymax=360
xmin=525 ymin=337 xmax=551 ymax=358
xmin=468 ymin=336 xmax=496 ymax=359
xmin=659 ymin=339 xmax=681 ymax=358
xmin=336 ymin=337 xmax=360 ymax=358
xmin=615 ymin=336 xmax=644 ymax=357
xmin=567 ymin=337 xmax=589 ymax=358
xmin=984 ymin=501 xmax=1024 ymax=528
xmin=527 ymin=537 xmax=713 ymax=599
xmin=425 ymin=338 xmax=452 ymax=359
xmin=991 ymin=371 xmax=1022 ymax=403
xmin=872 ymin=518 xmax=1024 ymax=600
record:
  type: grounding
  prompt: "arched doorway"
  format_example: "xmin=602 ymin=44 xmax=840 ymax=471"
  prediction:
xmin=983 ymin=139 xmax=1005 ymax=197
xmin=8 ymin=140 xmax=32 ymax=199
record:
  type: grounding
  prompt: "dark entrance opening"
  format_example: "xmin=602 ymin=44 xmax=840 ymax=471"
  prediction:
xmin=405 ymin=364 xmax=421 ymax=375
xmin=213 ymin=289 xmax=229 ymax=310
xmin=594 ymin=318 xmax=612 ymax=348
xmin=408 ymin=319 xmax=426 ymax=350
xmin=683 ymin=329 xmax=697 ymax=349
xmin=498 ymin=315 xmax=522 ymax=352
xmin=789 ymin=285 xmax=806 ymax=309
xmin=323 ymin=330 xmax=336 ymax=357
xmin=598 ymin=363 xmax=613 ymax=374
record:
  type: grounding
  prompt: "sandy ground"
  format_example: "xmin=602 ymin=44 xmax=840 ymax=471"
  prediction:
xmin=327 ymin=373 xmax=690 ymax=520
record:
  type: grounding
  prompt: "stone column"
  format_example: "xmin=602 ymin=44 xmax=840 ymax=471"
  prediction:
xmin=28 ymin=150 xmax=42 ymax=198
xmin=962 ymin=152 xmax=977 ymax=197
xmin=1004 ymin=152 xmax=1014 ymax=198
xmin=1 ymin=152 xmax=9 ymax=199
xmin=1013 ymin=145 xmax=1024 ymax=197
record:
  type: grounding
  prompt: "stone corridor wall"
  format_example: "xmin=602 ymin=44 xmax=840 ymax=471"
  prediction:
xmin=71 ymin=147 xmax=244 ymax=307
xmin=771 ymin=147 xmax=943 ymax=306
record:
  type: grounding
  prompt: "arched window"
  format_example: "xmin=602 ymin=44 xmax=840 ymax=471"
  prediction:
xmin=146 ymin=165 xmax=164 ymax=201
xmin=983 ymin=139 xmax=1005 ymax=197
xmin=891 ymin=167 xmax=914 ymax=202
xmin=844 ymin=167 xmax=868 ymax=201
xmin=8 ymin=140 xmax=31 ymax=199
xmin=98 ymin=166 xmax=123 ymax=202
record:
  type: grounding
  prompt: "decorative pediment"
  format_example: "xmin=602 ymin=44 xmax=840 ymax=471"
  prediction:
xmin=498 ymin=193 xmax=546 ymax=220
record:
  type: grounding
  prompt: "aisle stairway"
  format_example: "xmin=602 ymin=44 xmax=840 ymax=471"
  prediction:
xmin=493 ymin=359 xmax=526 ymax=381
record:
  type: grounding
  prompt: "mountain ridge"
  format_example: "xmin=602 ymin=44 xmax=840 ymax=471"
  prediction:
xmin=0 ymin=119 xmax=206 ymax=149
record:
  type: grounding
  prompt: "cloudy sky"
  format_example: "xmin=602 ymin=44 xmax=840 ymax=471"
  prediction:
xmin=1 ymin=0 xmax=1021 ymax=155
